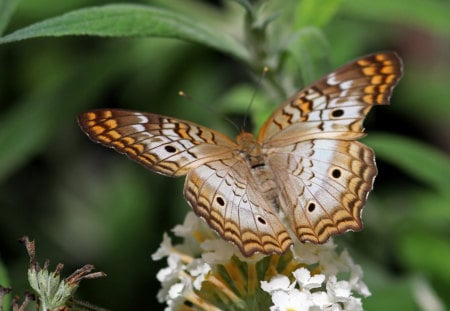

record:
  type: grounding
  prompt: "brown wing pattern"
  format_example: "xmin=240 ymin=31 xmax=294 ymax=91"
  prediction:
xmin=268 ymin=140 xmax=376 ymax=243
xmin=258 ymin=52 xmax=403 ymax=146
xmin=260 ymin=52 xmax=402 ymax=245
xmin=78 ymin=109 xmax=236 ymax=177
xmin=184 ymin=158 xmax=292 ymax=256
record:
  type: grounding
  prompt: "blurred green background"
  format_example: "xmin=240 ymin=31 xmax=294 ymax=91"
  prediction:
xmin=0 ymin=0 xmax=449 ymax=310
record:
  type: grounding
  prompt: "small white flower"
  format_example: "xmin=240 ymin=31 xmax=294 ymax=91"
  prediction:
xmin=270 ymin=289 xmax=312 ymax=311
xmin=155 ymin=254 xmax=185 ymax=303
xmin=156 ymin=253 xmax=184 ymax=283
xmin=262 ymin=268 xmax=334 ymax=310
xmin=293 ymin=267 xmax=326 ymax=290
xmin=164 ymin=276 xmax=194 ymax=311
xmin=261 ymin=275 xmax=293 ymax=294
xmin=292 ymin=240 xmax=336 ymax=265
xmin=311 ymin=291 xmax=331 ymax=308
xmin=201 ymin=238 xmax=236 ymax=263
xmin=151 ymin=233 xmax=173 ymax=261
xmin=342 ymin=297 xmax=364 ymax=311
xmin=168 ymin=282 xmax=185 ymax=300
xmin=172 ymin=212 xmax=200 ymax=237
xmin=326 ymin=276 xmax=364 ymax=311
xmin=188 ymin=260 xmax=211 ymax=290
xmin=327 ymin=276 xmax=352 ymax=300
xmin=341 ymin=251 xmax=371 ymax=297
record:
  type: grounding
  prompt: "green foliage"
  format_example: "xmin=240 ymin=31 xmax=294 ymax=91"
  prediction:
xmin=0 ymin=4 xmax=250 ymax=62
xmin=342 ymin=0 xmax=450 ymax=37
xmin=0 ymin=0 xmax=21 ymax=35
xmin=366 ymin=134 xmax=450 ymax=198
xmin=0 ymin=0 xmax=449 ymax=309
xmin=0 ymin=258 xmax=11 ymax=309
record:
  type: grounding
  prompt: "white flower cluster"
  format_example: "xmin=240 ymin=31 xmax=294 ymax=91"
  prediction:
xmin=261 ymin=266 xmax=368 ymax=311
xmin=152 ymin=212 xmax=370 ymax=311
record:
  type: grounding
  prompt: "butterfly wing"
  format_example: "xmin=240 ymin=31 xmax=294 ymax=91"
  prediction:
xmin=258 ymin=52 xmax=403 ymax=146
xmin=260 ymin=52 xmax=402 ymax=243
xmin=184 ymin=157 xmax=292 ymax=256
xmin=267 ymin=139 xmax=376 ymax=243
xmin=78 ymin=109 xmax=237 ymax=177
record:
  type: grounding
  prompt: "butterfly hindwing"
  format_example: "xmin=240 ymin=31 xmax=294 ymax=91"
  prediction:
xmin=184 ymin=158 xmax=292 ymax=256
xmin=267 ymin=140 xmax=376 ymax=243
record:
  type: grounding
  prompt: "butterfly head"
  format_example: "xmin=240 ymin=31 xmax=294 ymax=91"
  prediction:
xmin=236 ymin=131 xmax=266 ymax=167
xmin=236 ymin=131 xmax=259 ymax=151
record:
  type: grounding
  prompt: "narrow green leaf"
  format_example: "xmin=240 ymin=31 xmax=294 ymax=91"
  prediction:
xmin=294 ymin=0 xmax=344 ymax=29
xmin=342 ymin=0 xmax=450 ymax=38
xmin=0 ymin=257 xmax=10 ymax=309
xmin=0 ymin=4 xmax=250 ymax=62
xmin=0 ymin=0 xmax=21 ymax=35
xmin=365 ymin=133 xmax=450 ymax=197
xmin=230 ymin=0 xmax=254 ymax=14
xmin=284 ymin=27 xmax=331 ymax=86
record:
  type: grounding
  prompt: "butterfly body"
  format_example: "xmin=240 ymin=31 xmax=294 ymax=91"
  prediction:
xmin=78 ymin=52 xmax=402 ymax=257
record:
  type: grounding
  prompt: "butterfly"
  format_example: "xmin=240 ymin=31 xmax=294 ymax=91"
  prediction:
xmin=78 ymin=52 xmax=402 ymax=257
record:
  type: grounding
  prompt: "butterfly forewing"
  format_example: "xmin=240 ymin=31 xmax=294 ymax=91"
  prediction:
xmin=78 ymin=109 xmax=236 ymax=177
xmin=258 ymin=52 xmax=403 ymax=146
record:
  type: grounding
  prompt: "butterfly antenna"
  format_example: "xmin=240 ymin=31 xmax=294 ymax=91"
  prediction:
xmin=242 ymin=66 xmax=269 ymax=132
xmin=178 ymin=91 xmax=241 ymax=133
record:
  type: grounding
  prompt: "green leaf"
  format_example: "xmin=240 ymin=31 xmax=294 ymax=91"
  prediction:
xmin=361 ymin=257 xmax=424 ymax=311
xmin=0 ymin=4 xmax=250 ymax=62
xmin=294 ymin=0 xmax=344 ymax=29
xmin=409 ymin=191 xmax=450 ymax=228
xmin=284 ymin=27 xmax=331 ymax=87
xmin=230 ymin=0 xmax=254 ymax=15
xmin=0 ymin=256 xmax=10 ymax=309
xmin=400 ymin=231 xmax=450 ymax=282
xmin=365 ymin=280 xmax=421 ymax=310
xmin=0 ymin=0 xmax=21 ymax=35
xmin=0 ymin=47 xmax=130 ymax=183
xmin=399 ymin=68 xmax=450 ymax=122
xmin=365 ymin=133 xmax=450 ymax=197
xmin=342 ymin=0 xmax=450 ymax=38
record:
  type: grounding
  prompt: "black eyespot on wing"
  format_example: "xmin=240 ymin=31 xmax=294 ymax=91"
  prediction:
xmin=165 ymin=145 xmax=177 ymax=153
xmin=257 ymin=216 xmax=266 ymax=225
xmin=331 ymin=168 xmax=342 ymax=178
xmin=216 ymin=196 xmax=225 ymax=206
xmin=307 ymin=202 xmax=316 ymax=212
xmin=331 ymin=109 xmax=344 ymax=118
